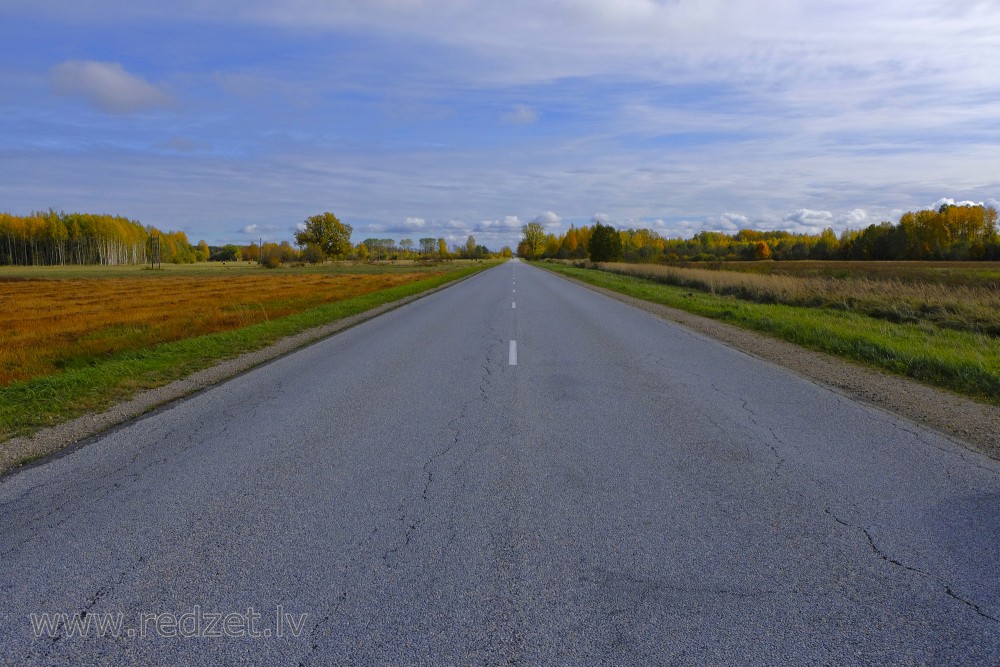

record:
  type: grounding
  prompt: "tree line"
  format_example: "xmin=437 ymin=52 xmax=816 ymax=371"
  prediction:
xmin=0 ymin=210 xmax=204 ymax=266
xmin=519 ymin=204 xmax=1000 ymax=262
xmin=0 ymin=209 xmax=510 ymax=268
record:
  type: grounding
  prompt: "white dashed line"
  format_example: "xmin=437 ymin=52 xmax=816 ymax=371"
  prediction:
xmin=509 ymin=340 xmax=517 ymax=366
xmin=512 ymin=302 xmax=516 ymax=309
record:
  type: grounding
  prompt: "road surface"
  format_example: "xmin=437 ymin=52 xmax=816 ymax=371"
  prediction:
xmin=2 ymin=259 xmax=999 ymax=665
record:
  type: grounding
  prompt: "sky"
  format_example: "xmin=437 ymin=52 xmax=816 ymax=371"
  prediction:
xmin=2 ymin=1 xmax=999 ymax=250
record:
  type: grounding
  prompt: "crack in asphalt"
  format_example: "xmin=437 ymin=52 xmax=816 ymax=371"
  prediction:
xmin=0 ymin=383 xmax=283 ymax=561
xmin=944 ymin=586 xmax=1000 ymax=623
xmin=296 ymin=527 xmax=376 ymax=667
xmin=850 ymin=405 xmax=1000 ymax=472
xmin=296 ymin=306 xmax=510 ymax=666
xmin=380 ymin=324 xmax=505 ymax=571
xmin=739 ymin=396 xmax=788 ymax=478
xmin=706 ymin=381 xmax=789 ymax=480
xmin=28 ymin=561 xmax=135 ymax=662
xmin=860 ymin=527 xmax=930 ymax=576
xmin=0 ymin=418 xmax=202 ymax=559
xmin=824 ymin=507 xmax=1000 ymax=625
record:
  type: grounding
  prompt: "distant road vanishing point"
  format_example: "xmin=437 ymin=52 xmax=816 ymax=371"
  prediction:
xmin=2 ymin=259 xmax=999 ymax=665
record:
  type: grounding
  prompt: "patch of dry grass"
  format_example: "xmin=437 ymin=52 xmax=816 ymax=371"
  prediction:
xmin=0 ymin=272 xmax=439 ymax=385
xmin=594 ymin=262 xmax=1000 ymax=336
xmin=698 ymin=260 xmax=1000 ymax=287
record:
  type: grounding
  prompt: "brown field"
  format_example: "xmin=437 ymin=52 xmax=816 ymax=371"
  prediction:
xmin=0 ymin=271 xmax=439 ymax=385
xmin=593 ymin=261 xmax=1000 ymax=336
xmin=680 ymin=259 xmax=1000 ymax=287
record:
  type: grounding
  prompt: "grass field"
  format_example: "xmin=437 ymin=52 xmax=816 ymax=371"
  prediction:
xmin=596 ymin=261 xmax=1000 ymax=336
xmin=0 ymin=261 xmax=496 ymax=441
xmin=539 ymin=260 xmax=1000 ymax=404
xmin=675 ymin=259 xmax=1000 ymax=286
xmin=0 ymin=258 xmax=469 ymax=280
xmin=1 ymin=270 xmax=444 ymax=385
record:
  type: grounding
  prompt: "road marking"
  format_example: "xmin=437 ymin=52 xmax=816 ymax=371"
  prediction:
xmin=512 ymin=301 xmax=516 ymax=308
xmin=509 ymin=340 xmax=517 ymax=365
xmin=513 ymin=289 xmax=516 ymax=293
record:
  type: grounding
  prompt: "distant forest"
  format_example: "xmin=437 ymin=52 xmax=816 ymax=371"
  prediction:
xmin=3 ymin=203 xmax=999 ymax=267
xmin=520 ymin=204 xmax=1000 ymax=262
xmin=0 ymin=210 xmax=203 ymax=266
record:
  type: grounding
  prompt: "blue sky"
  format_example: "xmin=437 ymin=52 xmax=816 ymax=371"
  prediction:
xmin=2 ymin=1 xmax=999 ymax=250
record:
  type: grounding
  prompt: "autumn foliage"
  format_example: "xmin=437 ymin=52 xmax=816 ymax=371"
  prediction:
xmin=0 ymin=210 xmax=199 ymax=265
xmin=522 ymin=204 xmax=1000 ymax=262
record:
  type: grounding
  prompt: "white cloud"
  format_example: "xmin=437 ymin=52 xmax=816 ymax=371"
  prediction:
xmin=781 ymin=209 xmax=836 ymax=233
xmin=364 ymin=216 xmax=476 ymax=239
xmin=784 ymin=209 xmax=833 ymax=224
xmin=236 ymin=0 xmax=1000 ymax=106
xmin=240 ymin=223 xmax=283 ymax=237
xmin=10 ymin=3 xmax=999 ymax=247
xmin=501 ymin=104 xmax=538 ymax=125
xmin=532 ymin=211 xmax=561 ymax=226
xmin=373 ymin=217 xmax=433 ymax=235
xmin=704 ymin=212 xmax=752 ymax=231
xmin=481 ymin=215 xmax=522 ymax=231
xmin=669 ymin=219 xmax=706 ymax=239
xmin=692 ymin=208 xmax=879 ymax=236
xmin=837 ymin=208 xmax=869 ymax=227
xmin=50 ymin=60 xmax=172 ymax=113
xmin=928 ymin=197 xmax=985 ymax=211
xmin=591 ymin=213 xmax=610 ymax=224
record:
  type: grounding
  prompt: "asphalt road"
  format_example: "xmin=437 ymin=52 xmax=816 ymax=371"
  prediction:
xmin=2 ymin=259 xmax=999 ymax=666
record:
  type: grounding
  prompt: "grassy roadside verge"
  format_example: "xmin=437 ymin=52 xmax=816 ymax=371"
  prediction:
xmin=537 ymin=262 xmax=1000 ymax=405
xmin=0 ymin=263 xmax=496 ymax=442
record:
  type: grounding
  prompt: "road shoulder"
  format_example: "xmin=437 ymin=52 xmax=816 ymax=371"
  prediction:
xmin=543 ymin=267 xmax=1000 ymax=457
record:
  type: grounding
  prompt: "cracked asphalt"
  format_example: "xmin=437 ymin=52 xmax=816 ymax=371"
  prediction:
xmin=2 ymin=259 xmax=999 ymax=665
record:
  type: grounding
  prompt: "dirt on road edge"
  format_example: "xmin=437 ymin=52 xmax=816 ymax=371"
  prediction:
xmin=548 ymin=269 xmax=1000 ymax=458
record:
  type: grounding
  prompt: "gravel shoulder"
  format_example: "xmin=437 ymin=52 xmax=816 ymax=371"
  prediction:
xmin=548 ymin=269 xmax=1000 ymax=458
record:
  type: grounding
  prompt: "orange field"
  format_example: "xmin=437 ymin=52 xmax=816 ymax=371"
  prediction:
xmin=0 ymin=272 xmax=436 ymax=385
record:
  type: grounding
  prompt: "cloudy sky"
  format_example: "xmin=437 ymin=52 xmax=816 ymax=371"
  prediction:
xmin=2 ymin=1 xmax=999 ymax=249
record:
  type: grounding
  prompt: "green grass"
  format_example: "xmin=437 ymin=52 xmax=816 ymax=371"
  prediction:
xmin=0 ymin=262 xmax=497 ymax=441
xmin=539 ymin=262 xmax=1000 ymax=404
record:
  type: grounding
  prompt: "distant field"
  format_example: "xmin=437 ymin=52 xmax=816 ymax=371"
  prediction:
xmin=0 ymin=258 xmax=466 ymax=280
xmin=673 ymin=259 xmax=1000 ymax=287
xmin=596 ymin=260 xmax=1000 ymax=336
xmin=1 ymin=268 xmax=444 ymax=385
xmin=540 ymin=260 xmax=1000 ymax=404
xmin=0 ymin=261 xmax=496 ymax=441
